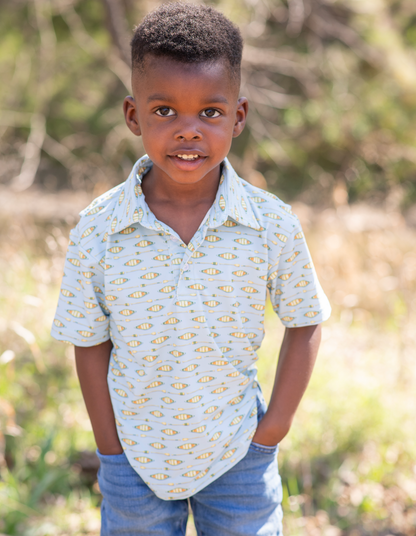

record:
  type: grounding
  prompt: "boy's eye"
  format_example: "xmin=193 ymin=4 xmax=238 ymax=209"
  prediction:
xmin=201 ymin=108 xmax=220 ymax=118
xmin=155 ymin=107 xmax=175 ymax=117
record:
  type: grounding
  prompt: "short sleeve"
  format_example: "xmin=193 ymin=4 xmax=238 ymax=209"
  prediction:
xmin=51 ymin=226 xmax=110 ymax=346
xmin=267 ymin=217 xmax=331 ymax=327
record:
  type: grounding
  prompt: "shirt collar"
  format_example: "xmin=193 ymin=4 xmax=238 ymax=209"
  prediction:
xmin=108 ymin=154 xmax=262 ymax=235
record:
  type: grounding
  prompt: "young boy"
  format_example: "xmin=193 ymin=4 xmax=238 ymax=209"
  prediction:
xmin=52 ymin=3 xmax=331 ymax=535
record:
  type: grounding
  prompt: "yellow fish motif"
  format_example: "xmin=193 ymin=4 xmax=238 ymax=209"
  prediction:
xmin=275 ymin=233 xmax=288 ymax=243
xmin=127 ymin=340 xmax=140 ymax=347
xmin=211 ymin=359 xmax=228 ymax=366
xmin=294 ymin=232 xmax=304 ymax=239
xmin=174 ymin=414 xmax=192 ymax=421
xmin=234 ymin=238 xmax=251 ymax=245
xmin=250 ymin=304 xmax=265 ymax=312
xmin=303 ymin=262 xmax=312 ymax=269
xmin=191 ymin=425 xmax=206 ymax=433
xmin=133 ymin=207 xmax=143 ymax=222
xmin=231 ymin=359 xmax=242 ymax=366
xmin=218 ymin=252 xmax=237 ymax=260
xmin=136 ymin=424 xmax=152 ymax=431
xmin=157 ymin=365 xmax=172 ymax=372
xmin=110 ymin=278 xmax=128 ymax=285
xmin=122 ymin=410 xmax=137 ymax=415
xmin=109 ymin=246 xmax=124 ymax=253
xmin=82 ymin=271 xmax=95 ymax=279
xmin=196 ymin=452 xmax=212 ymax=459
xmin=281 ymin=316 xmax=294 ymax=322
xmin=85 ymin=205 xmax=104 ymax=216
xmin=175 ymin=300 xmax=193 ymax=307
xmin=188 ymin=283 xmax=205 ymax=290
xmin=161 ymin=397 xmax=174 ymax=404
xmin=153 ymin=254 xmax=170 ymax=261
xmin=286 ymin=251 xmax=300 ymax=262
xmin=178 ymin=443 xmax=196 ymax=449
xmin=205 ymin=235 xmax=222 ymax=242
xmin=136 ymin=240 xmax=153 ymax=247
xmin=164 ymin=317 xmax=180 ymax=325
xmin=210 ymin=432 xmax=222 ymax=441
xmin=169 ymin=488 xmax=188 ymax=494
xmin=118 ymin=190 xmax=125 ymax=205
xmin=134 ymin=456 xmax=152 ymax=463
xmin=162 ymin=428 xmax=178 ymax=436
xmin=305 ymin=311 xmax=318 ymax=318
xmin=141 ymin=272 xmax=159 ymax=280
xmin=230 ymin=415 xmax=243 ymax=426
xmin=218 ymin=286 xmax=233 ymax=292
xmin=68 ymin=258 xmax=80 ymax=267
xmin=191 ymin=251 xmax=205 ymax=258
xmin=122 ymin=438 xmax=137 ymax=446
xmin=227 ymin=371 xmax=241 ymax=378
xmin=241 ymin=286 xmax=258 ymax=293
xmin=295 ymin=280 xmax=310 ymax=287
xmin=150 ymin=473 xmax=169 ymax=480
xmin=249 ymin=256 xmax=265 ymax=264
xmin=128 ymin=291 xmax=147 ymax=298
xmin=279 ymin=273 xmax=292 ymax=281
xmin=124 ymin=259 xmax=141 ymax=266
xmin=143 ymin=355 xmax=157 ymax=362
xmin=160 ymin=286 xmax=175 ymax=293
xmin=114 ymin=388 xmax=127 ymax=397
xmin=187 ymin=395 xmax=202 ymax=403
xmin=150 ymin=410 xmax=163 ymax=417
xmin=120 ymin=227 xmax=135 ymax=234
xmin=198 ymin=376 xmax=214 ymax=385
xmin=152 ymin=336 xmax=169 ymax=344
xmin=239 ymin=378 xmax=250 ymax=386
xmin=268 ymin=270 xmax=279 ymax=281
xmin=202 ymin=268 xmax=221 ymax=275
xmin=84 ymin=302 xmax=98 ymax=309
xmin=111 ymin=218 xmax=118 ymax=233
xmin=221 ymin=448 xmax=236 ymax=460
xmin=61 ymin=289 xmax=74 ymax=298
xmin=68 ymin=310 xmax=85 ymax=318
xmin=264 ymin=213 xmax=282 ymax=220
xmin=170 ymin=350 xmax=184 ymax=357
xmin=166 ymin=459 xmax=183 ymax=466
xmin=172 ymin=382 xmax=188 ymax=390
xmin=220 ymin=347 xmax=231 ymax=353
xmin=171 ymin=258 xmax=182 ymax=265
xmin=230 ymin=332 xmax=246 ymax=339
xmin=53 ymin=319 xmax=64 ymax=327
xmin=288 ymin=298 xmax=303 ymax=306
xmin=146 ymin=381 xmax=163 ymax=389
xmin=148 ymin=304 xmax=164 ymax=312
xmin=195 ymin=468 xmax=210 ymax=480
xmin=150 ymin=443 xmax=166 ymax=449
xmin=183 ymin=470 xmax=200 ymax=478
xmin=196 ymin=347 xmax=213 ymax=353
xmin=219 ymin=195 xmax=226 ymax=210
xmin=223 ymin=220 xmax=237 ymax=227
xmin=120 ymin=309 xmax=134 ymax=316
xmin=111 ymin=368 xmax=123 ymax=377
xmin=178 ymin=332 xmax=196 ymax=340
xmin=136 ymin=323 xmax=152 ymax=330
xmin=132 ymin=397 xmax=150 ymax=404
xmin=212 ymin=387 xmax=228 ymax=394
xmin=232 ymin=270 xmax=247 ymax=277
xmin=203 ymin=300 xmax=219 ymax=307
xmin=192 ymin=316 xmax=206 ymax=323
xmin=229 ymin=395 xmax=244 ymax=406
xmin=251 ymin=197 xmax=266 ymax=203
xmin=77 ymin=330 xmax=94 ymax=337
xmin=81 ymin=226 xmax=96 ymax=239
xmin=106 ymin=295 xmax=118 ymax=301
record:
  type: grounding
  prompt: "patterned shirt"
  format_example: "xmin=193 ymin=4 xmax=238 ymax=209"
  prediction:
xmin=52 ymin=155 xmax=331 ymax=500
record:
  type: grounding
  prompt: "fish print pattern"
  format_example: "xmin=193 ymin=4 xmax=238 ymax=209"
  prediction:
xmin=52 ymin=155 xmax=331 ymax=500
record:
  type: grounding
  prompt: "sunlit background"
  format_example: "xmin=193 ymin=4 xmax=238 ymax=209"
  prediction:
xmin=0 ymin=0 xmax=415 ymax=534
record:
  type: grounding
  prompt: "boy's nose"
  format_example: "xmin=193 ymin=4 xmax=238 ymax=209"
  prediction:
xmin=174 ymin=119 xmax=202 ymax=141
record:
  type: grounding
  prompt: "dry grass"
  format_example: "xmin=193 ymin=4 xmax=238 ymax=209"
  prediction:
xmin=0 ymin=188 xmax=415 ymax=535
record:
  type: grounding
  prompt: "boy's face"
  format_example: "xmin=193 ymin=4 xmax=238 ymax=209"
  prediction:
xmin=123 ymin=56 xmax=248 ymax=186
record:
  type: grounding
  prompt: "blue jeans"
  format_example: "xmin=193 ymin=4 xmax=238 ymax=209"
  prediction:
xmin=97 ymin=400 xmax=283 ymax=536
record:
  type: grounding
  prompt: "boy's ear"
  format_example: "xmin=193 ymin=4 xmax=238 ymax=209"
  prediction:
xmin=123 ymin=96 xmax=142 ymax=136
xmin=232 ymin=97 xmax=248 ymax=138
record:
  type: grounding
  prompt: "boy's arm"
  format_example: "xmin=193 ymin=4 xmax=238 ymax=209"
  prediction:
xmin=75 ymin=340 xmax=123 ymax=455
xmin=252 ymin=324 xmax=321 ymax=446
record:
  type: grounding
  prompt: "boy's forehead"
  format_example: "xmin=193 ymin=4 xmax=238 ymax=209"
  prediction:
xmin=132 ymin=55 xmax=239 ymax=100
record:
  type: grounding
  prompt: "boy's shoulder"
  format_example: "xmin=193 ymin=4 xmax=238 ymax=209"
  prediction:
xmin=237 ymin=176 xmax=300 ymax=230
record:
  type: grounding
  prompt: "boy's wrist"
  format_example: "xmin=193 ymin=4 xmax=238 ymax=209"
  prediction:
xmin=252 ymin=413 xmax=292 ymax=446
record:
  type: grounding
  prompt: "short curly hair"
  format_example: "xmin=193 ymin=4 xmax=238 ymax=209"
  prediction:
xmin=131 ymin=2 xmax=243 ymax=84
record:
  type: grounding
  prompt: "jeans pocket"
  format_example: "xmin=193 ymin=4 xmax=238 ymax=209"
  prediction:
xmin=249 ymin=441 xmax=279 ymax=455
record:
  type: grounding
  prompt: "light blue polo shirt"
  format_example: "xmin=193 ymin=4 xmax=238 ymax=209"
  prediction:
xmin=52 ymin=155 xmax=331 ymax=500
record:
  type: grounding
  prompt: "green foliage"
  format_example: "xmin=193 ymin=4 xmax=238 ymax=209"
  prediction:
xmin=1 ymin=0 xmax=416 ymax=208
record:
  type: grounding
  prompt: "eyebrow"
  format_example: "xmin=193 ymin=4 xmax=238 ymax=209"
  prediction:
xmin=147 ymin=94 xmax=229 ymax=104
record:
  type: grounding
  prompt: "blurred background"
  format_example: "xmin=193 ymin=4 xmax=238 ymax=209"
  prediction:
xmin=0 ymin=0 xmax=415 ymax=534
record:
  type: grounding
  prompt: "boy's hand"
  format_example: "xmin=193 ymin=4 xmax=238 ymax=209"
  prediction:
xmin=251 ymin=324 xmax=322 ymax=447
